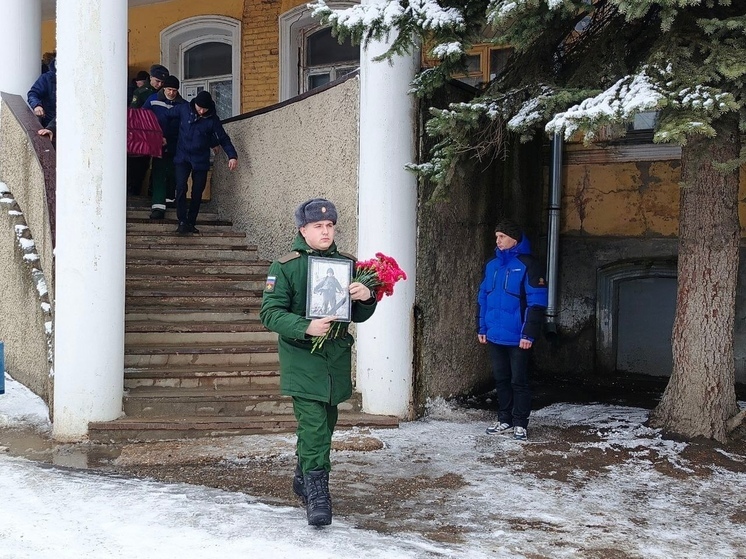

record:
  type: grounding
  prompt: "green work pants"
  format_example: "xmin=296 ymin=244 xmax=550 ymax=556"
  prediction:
xmin=151 ymin=153 xmax=175 ymax=209
xmin=292 ymin=396 xmax=338 ymax=474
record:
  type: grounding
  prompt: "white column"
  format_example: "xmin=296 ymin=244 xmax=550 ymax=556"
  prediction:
xmin=53 ymin=0 xmax=128 ymax=441
xmin=0 ymin=0 xmax=41 ymax=98
xmin=356 ymin=7 xmax=419 ymax=418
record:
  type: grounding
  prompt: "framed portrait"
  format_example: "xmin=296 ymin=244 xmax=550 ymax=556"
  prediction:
xmin=306 ymin=256 xmax=352 ymax=322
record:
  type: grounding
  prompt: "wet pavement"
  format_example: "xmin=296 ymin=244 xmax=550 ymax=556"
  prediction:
xmin=0 ymin=371 xmax=675 ymax=470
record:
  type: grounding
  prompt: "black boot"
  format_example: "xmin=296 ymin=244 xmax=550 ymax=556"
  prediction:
xmin=293 ymin=463 xmax=306 ymax=504
xmin=303 ymin=469 xmax=332 ymax=526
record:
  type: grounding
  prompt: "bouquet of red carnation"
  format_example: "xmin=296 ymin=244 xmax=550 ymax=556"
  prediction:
xmin=311 ymin=252 xmax=407 ymax=353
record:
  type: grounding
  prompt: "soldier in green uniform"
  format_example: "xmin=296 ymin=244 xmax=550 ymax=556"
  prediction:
xmin=260 ymin=198 xmax=377 ymax=527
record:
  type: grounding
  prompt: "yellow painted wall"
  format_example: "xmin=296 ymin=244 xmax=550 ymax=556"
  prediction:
xmin=40 ymin=1 xmax=244 ymax=97
xmin=40 ymin=0 xmax=303 ymax=113
xmin=562 ymin=158 xmax=746 ymax=237
xmin=127 ymin=0 xmax=243 ymax=76
xmin=241 ymin=0 xmax=307 ymax=111
xmin=41 ymin=21 xmax=55 ymax=54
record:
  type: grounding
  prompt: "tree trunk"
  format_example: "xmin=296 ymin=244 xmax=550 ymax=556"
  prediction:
xmin=649 ymin=115 xmax=741 ymax=442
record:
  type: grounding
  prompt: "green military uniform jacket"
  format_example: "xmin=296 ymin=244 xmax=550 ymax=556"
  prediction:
xmin=260 ymin=234 xmax=377 ymax=405
xmin=130 ymin=84 xmax=156 ymax=108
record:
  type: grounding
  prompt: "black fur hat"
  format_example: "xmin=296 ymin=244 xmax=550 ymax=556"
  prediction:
xmin=295 ymin=198 xmax=338 ymax=228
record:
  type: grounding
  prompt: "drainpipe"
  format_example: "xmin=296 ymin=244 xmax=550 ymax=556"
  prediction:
xmin=545 ymin=132 xmax=562 ymax=335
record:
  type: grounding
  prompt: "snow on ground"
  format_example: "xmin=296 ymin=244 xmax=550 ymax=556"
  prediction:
xmin=0 ymin=373 xmax=51 ymax=432
xmin=1 ymin=374 xmax=745 ymax=559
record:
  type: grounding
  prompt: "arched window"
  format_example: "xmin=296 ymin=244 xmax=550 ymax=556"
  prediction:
xmin=279 ymin=3 xmax=359 ymax=101
xmin=161 ymin=16 xmax=241 ymax=118
xmin=303 ymin=26 xmax=359 ymax=91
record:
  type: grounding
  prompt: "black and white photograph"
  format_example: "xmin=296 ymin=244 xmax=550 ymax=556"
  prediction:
xmin=305 ymin=256 xmax=352 ymax=321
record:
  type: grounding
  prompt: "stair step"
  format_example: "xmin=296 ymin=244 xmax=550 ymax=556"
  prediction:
xmin=124 ymin=364 xmax=280 ymax=389
xmin=127 ymin=222 xmax=236 ymax=233
xmin=125 ymin=308 xmax=260 ymax=323
xmin=126 ymin=235 xmax=249 ymax=248
xmin=115 ymin=207 xmax=397 ymax=442
xmin=88 ymin=412 xmax=400 ymax=443
xmin=124 ymin=387 xmax=295 ymax=417
xmin=127 ymin=261 xmax=271 ymax=276
xmin=125 ymin=294 xmax=263 ymax=308
xmin=124 ymin=343 xmax=278 ymax=366
xmin=126 ymin=278 xmax=266 ymax=291
xmin=126 ymin=208 xmax=221 ymax=221
xmin=128 ymin=229 xmax=246 ymax=238
xmin=127 ymin=247 xmax=257 ymax=262
xmin=125 ymin=329 xmax=277 ymax=345
xmin=126 ymin=321 xmax=266 ymax=333
xmin=127 ymin=217 xmax=233 ymax=226
xmin=125 ymin=287 xmax=264 ymax=297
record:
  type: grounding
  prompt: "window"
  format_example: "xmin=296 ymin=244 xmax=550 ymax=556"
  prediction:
xmin=302 ymin=26 xmax=359 ymax=92
xmin=184 ymin=42 xmax=232 ymax=79
xmin=161 ymin=16 xmax=241 ymax=117
xmin=630 ymin=111 xmax=657 ymax=131
xmin=452 ymin=45 xmax=513 ymax=89
xmin=181 ymin=41 xmax=233 ymax=119
xmin=279 ymin=3 xmax=359 ymax=101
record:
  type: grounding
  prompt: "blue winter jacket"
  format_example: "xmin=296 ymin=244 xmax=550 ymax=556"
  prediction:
xmin=166 ymin=100 xmax=238 ymax=171
xmin=27 ymin=58 xmax=56 ymax=128
xmin=142 ymin=90 xmax=186 ymax=155
xmin=477 ymin=235 xmax=548 ymax=346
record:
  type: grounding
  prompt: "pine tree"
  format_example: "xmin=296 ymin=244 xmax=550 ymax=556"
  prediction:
xmin=312 ymin=0 xmax=746 ymax=441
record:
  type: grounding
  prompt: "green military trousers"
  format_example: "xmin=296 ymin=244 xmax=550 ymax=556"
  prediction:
xmin=292 ymin=396 xmax=339 ymax=474
xmin=151 ymin=153 xmax=175 ymax=209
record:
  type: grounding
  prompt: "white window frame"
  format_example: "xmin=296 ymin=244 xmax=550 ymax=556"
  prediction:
xmin=279 ymin=2 xmax=358 ymax=101
xmin=160 ymin=15 xmax=241 ymax=116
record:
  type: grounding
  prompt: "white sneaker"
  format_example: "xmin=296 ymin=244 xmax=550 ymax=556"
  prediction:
xmin=485 ymin=422 xmax=513 ymax=435
xmin=513 ymin=426 xmax=527 ymax=441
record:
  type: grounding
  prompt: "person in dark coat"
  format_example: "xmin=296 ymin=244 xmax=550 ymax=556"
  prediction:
xmin=27 ymin=58 xmax=56 ymax=128
xmin=165 ymin=90 xmax=238 ymax=234
xmin=478 ymin=219 xmax=548 ymax=441
xmin=260 ymin=198 xmax=378 ymax=526
xmin=143 ymin=75 xmax=186 ymax=219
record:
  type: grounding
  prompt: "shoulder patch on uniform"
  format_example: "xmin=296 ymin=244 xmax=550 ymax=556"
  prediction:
xmin=264 ymin=276 xmax=276 ymax=292
xmin=278 ymin=251 xmax=301 ymax=264
xmin=339 ymin=251 xmax=357 ymax=261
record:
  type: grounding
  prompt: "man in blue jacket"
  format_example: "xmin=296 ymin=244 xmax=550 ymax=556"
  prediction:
xmin=143 ymin=75 xmax=186 ymax=220
xmin=27 ymin=58 xmax=56 ymax=128
xmin=477 ymin=219 xmax=548 ymax=441
xmin=167 ymin=90 xmax=238 ymax=234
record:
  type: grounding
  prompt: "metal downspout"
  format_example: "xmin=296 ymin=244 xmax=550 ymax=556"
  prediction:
xmin=545 ymin=132 xmax=562 ymax=334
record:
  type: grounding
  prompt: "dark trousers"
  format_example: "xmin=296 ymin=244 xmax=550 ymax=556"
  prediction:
xmin=174 ymin=162 xmax=208 ymax=225
xmin=489 ymin=342 xmax=532 ymax=428
xmin=127 ymin=156 xmax=151 ymax=195
xmin=292 ymin=396 xmax=338 ymax=474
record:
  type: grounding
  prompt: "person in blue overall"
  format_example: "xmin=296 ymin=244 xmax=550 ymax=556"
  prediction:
xmin=477 ymin=219 xmax=548 ymax=441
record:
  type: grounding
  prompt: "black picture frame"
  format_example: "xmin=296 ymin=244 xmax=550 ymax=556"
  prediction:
xmin=306 ymin=256 xmax=352 ymax=322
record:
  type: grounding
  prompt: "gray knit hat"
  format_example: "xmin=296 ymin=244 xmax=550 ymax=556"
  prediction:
xmin=494 ymin=218 xmax=522 ymax=242
xmin=294 ymin=198 xmax=338 ymax=228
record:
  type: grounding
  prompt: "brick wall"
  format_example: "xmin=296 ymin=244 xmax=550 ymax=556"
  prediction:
xmin=242 ymin=0 xmax=282 ymax=111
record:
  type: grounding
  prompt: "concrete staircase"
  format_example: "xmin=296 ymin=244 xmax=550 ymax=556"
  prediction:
xmin=87 ymin=203 xmax=398 ymax=442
